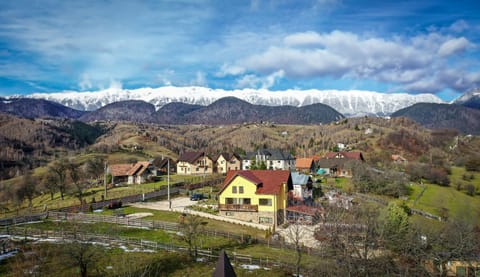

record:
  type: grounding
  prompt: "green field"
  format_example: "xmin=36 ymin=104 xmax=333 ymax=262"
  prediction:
xmin=406 ymin=167 xmax=480 ymax=225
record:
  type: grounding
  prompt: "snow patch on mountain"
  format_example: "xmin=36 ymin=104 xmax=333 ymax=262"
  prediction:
xmin=21 ymin=86 xmax=445 ymax=117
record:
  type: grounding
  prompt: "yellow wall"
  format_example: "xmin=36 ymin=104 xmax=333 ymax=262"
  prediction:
xmin=219 ymin=175 xmax=283 ymax=213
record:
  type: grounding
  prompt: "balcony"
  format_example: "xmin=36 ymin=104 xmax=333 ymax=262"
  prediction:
xmin=219 ymin=204 xmax=258 ymax=212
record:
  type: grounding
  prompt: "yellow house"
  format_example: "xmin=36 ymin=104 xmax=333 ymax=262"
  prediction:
xmin=177 ymin=151 xmax=214 ymax=175
xmin=215 ymin=153 xmax=242 ymax=174
xmin=218 ymin=170 xmax=292 ymax=228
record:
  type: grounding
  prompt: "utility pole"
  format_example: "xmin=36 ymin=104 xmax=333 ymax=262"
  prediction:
xmin=168 ymin=158 xmax=171 ymax=210
xmin=104 ymin=161 xmax=108 ymax=199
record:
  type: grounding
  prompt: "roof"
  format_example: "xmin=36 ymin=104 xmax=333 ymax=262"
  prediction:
xmin=177 ymin=151 xmax=205 ymax=163
xmin=295 ymin=158 xmax=314 ymax=169
xmin=220 ymin=170 xmax=292 ymax=195
xmin=291 ymin=172 xmax=311 ymax=185
xmin=245 ymin=148 xmax=294 ymax=161
xmin=126 ymin=161 xmax=150 ymax=176
xmin=324 ymin=151 xmax=364 ymax=160
xmin=214 ymin=153 xmax=241 ymax=162
xmin=155 ymin=158 xmax=175 ymax=168
xmin=109 ymin=163 xmax=135 ymax=177
xmin=212 ymin=249 xmax=237 ymax=277
xmin=317 ymin=158 xmax=349 ymax=168
xmin=309 ymin=155 xmax=322 ymax=162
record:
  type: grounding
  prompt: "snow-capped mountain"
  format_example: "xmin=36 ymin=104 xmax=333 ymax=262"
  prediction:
xmin=20 ymin=86 xmax=445 ymax=117
xmin=452 ymin=88 xmax=480 ymax=109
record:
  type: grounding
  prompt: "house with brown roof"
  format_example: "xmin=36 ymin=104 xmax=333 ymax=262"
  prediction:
xmin=218 ymin=170 xmax=292 ymax=228
xmin=108 ymin=161 xmax=158 ymax=185
xmin=295 ymin=157 xmax=315 ymax=173
xmin=127 ymin=161 xmax=157 ymax=184
xmin=152 ymin=157 xmax=176 ymax=174
xmin=177 ymin=151 xmax=214 ymax=175
xmin=214 ymin=153 xmax=242 ymax=174
xmin=108 ymin=163 xmax=135 ymax=185
xmin=318 ymin=151 xmax=365 ymax=177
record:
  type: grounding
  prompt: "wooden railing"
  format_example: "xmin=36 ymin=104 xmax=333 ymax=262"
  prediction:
xmin=218 ymin=204 xmax=258 ymax=212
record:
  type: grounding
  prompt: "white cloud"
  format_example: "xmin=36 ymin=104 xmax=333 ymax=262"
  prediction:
xmin=438 ymin=37 xmax=471 ymax=56
xmin=449 ymin=20 xmax=469 ymax=33
xmin=235 ymin=70 xmax=284 ymax=89
xmin=216 ymin=63 xmax=246 ymax=77
xmin=229 ymin=29 xmax=480 ymax=93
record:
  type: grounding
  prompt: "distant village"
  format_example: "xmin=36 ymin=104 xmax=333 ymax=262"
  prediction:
xmin=106 ymin=145 xmax=407 ymax=229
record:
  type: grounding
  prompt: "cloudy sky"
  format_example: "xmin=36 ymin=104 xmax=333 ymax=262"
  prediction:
xmin=0 ymin=0 xmax=479 ymax=100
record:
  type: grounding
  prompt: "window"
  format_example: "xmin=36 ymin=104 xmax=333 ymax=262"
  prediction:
xmin=239 ymin=186 xmax=244 ymax=193
xmin=232 ymin=186 xmax=237 ymax=193
xmin=226 ymin=198 xmax=234 ymax=204
xmin=259 ymin=217 xmax=272 ymax=223
xmin=243 ymin=198 xmax=251 ymax=204
xmin=259 ymin=198 xmax=272 ymax=206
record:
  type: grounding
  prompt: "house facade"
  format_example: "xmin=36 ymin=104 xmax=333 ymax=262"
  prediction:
xmin=127 ymin=161 xmax=157 ymax=184
xmin=108 ymin=161 xmax=157 ymax=185
xmin=291 ymin=172 xmax=313 ymax=201
xmin=242 ymin=149 xmax=295 ymax=171
xmin=218 ymin=170 xmax=292 ymax=228
xmin=215 ymin=153 xmax=242 ymax=174
xmin=177 ymin=151 xmax=214 ymax=175
xmin=317 ymin=151 xmax=365 ymax=177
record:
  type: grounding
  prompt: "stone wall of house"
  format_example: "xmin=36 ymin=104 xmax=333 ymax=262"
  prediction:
xmin=219 ymin=210 xmax=276 ymax=226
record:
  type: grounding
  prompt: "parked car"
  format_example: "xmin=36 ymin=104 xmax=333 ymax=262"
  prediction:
xmin=190 ymin=193 xmax=204 ymax=201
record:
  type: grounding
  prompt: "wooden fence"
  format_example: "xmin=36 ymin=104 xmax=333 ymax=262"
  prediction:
xmin=0 ymin=226 xmax=308 ymax=274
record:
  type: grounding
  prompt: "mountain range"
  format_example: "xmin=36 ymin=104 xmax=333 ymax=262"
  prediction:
xmin=19 ymin=86 xmax=444 ymax=117
xmin=2 ymin=88 xmax=480 ymax=134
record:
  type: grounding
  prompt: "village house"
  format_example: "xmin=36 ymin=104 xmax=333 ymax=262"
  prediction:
xmin=108 ymin=163 xmax=134 ymax=185
xmin=218 ymin=170 xmax=292 ymax=228
xmin=214 ymin=153 xmax=242 ymax=174
xmin=108 ymin=160 xmax=158 ymax=185
xmin=317 ymin=151 xmax=365 ymax=177
xmin=127 ymin=161 xmax=157 ymax=184
xmin=295 ymin=157 xmax=315 ymax=173
xmin=152 ymin=157 xmax=176 ymax=174
xmin=242 ymin=148 xmax=295 ymax=171
xmin=290 ymin=172 xmax=313 ymax=202
xmin=176 ymin=151 xmax=214 ymax=175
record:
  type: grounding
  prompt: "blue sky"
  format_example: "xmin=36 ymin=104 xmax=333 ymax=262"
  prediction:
xmin=0 ymin=0 xmax=479 ymax=100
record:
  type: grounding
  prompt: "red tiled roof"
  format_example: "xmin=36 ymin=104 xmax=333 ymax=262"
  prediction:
xmin=309 ymin=155 xmax=322 ymax=162
xmin=324 ymin=151 xmax=364 ymax=160
xmin=296 ymin=158 xmax=314 ymax=169
xmin=220 ymin=170 xmax=291 ymax=195
xmin=109 ymin=163 xmax=135 ymax=177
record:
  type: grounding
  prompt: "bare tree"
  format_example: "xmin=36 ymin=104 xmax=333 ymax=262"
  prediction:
xmin=285 ymin=223 xmax=306 ymax=277
xmin=16 ymin=170 xmax=37 ymax=209
xmin=63 ymin=241 xmax=103 ymax=277
xmin=66 ymin=159 xmax=86 ymax=205
xmin=178 ymin=214 xmax=206 ymax=260
xmin=50 ymin=159 xmax=68 ymax=200
xmin=41 ymin=171 xmax=58 ymax=200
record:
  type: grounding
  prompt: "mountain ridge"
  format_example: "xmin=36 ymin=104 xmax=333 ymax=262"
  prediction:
xmin=17 ymin=86 xmax=445 ymax=117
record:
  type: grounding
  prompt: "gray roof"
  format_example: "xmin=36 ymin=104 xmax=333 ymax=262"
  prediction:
xmin=245 ymin=148 xmax=294 ymax=161
xmin=291 ymin=172 xmax=311 ymax=185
